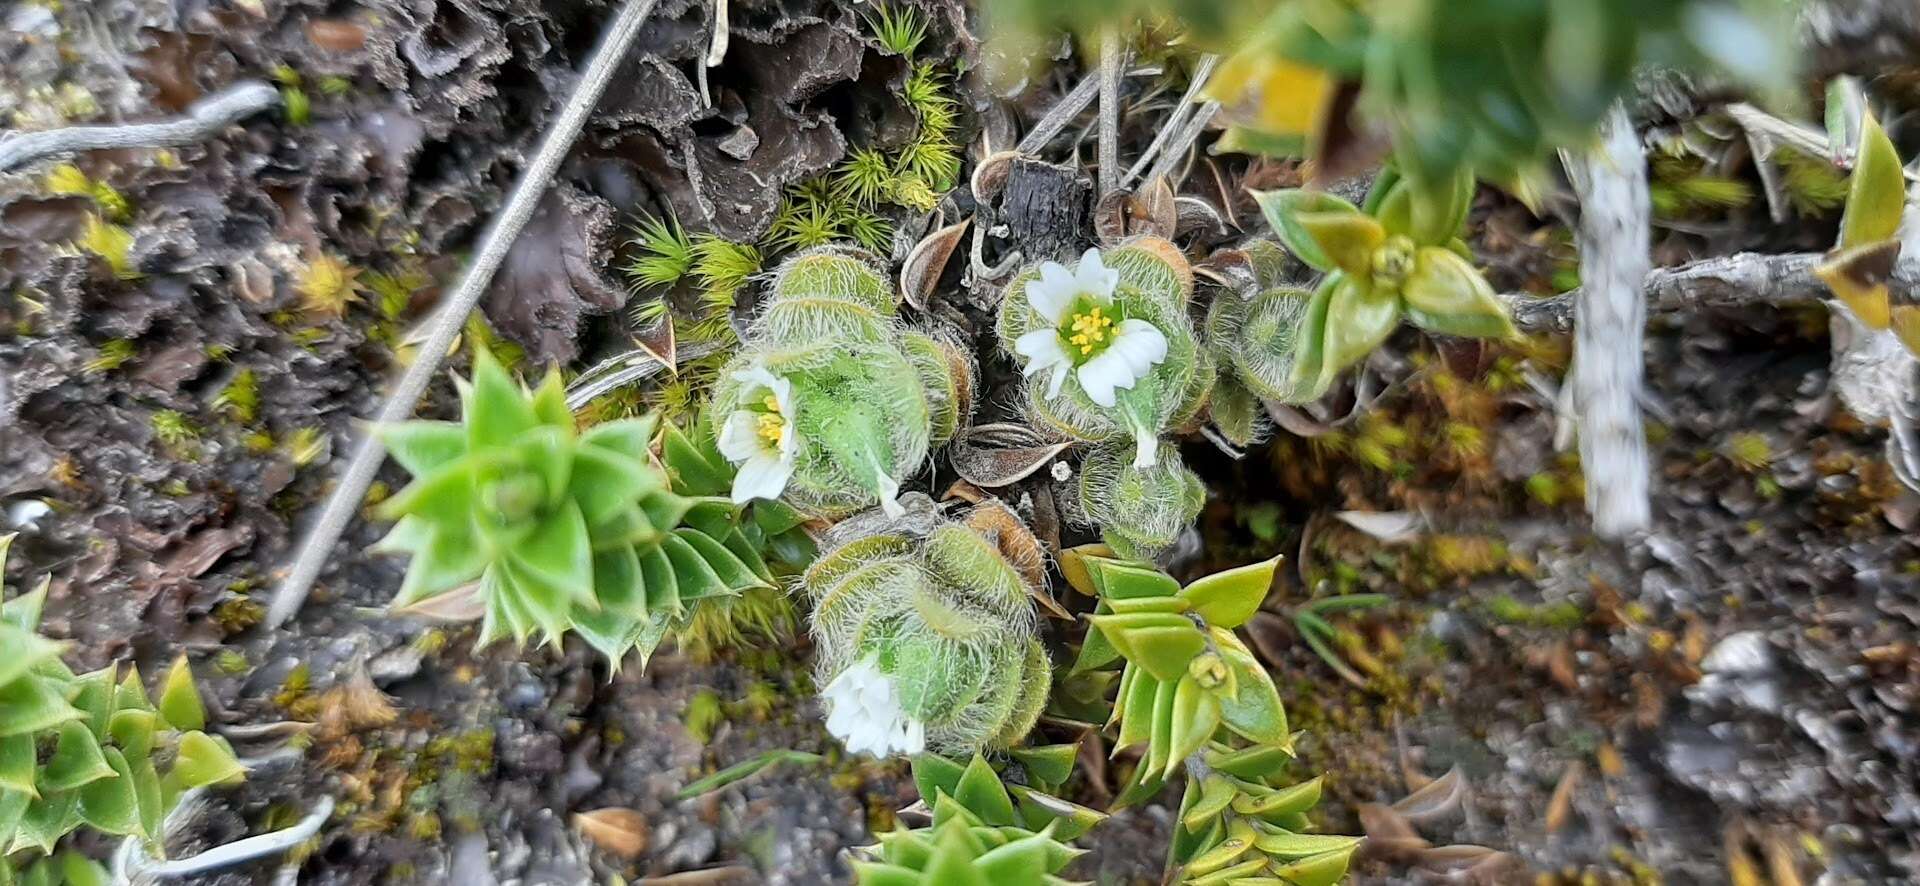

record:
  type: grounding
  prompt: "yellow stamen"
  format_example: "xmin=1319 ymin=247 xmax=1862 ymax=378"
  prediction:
xmin=763 ymin=394 xmax=782 ymax=413
xmin=1066 ymin=305 xmax=1114 ymax=356
xmin=756 ymin=412 xmax=785 ymax=445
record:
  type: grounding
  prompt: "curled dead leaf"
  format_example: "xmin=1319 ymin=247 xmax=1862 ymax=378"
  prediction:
xmin=574 ymin=807 xmax=650 ymax=859
xmin=1334 ymin=510 xmax=1424 ymax=544
xmin=900 ymin=218 xmax=970 ymax=311
xmin=1094 ymin=189 xmax=1130 ymax=245
xmin=963 ymin=499 xmax=1067 ymax=618
xmin=949 ymin=423 xmax=1074 ymax=488
xmin=393 ymin=581 xmax=486 ymax=623
xmin=1130 ymin=177 xmax=1179 ymax=240
xmin=971 ymin=150 xmax=1023 ymax=203
xmin=1195 ymin=248 xmax=1259 ymax=294
xmin=1543 ymin=761 xmax=1583 ymax=834
xmin=1175 ymin=195 xmax=1230 ymax=239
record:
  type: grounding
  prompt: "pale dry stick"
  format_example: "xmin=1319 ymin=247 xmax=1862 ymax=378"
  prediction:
xmin=262 ymin=0 xmax=660 ymax=630
xmin=1504 ymin=250 xmax=1842 ymax=333
xmin=1559 ymin=104 xmax=1652 ymax=538
xmin=1097 ymin=28 xmax=1124 ymax=195
xmin=1141 ymin=100 xmax=1220 ymax=189
xmin=1018 ymin=69 xmax=1102 ymax=155
xmin=1121 ymin=53 xmax=1220 ymax=189
xmin=0 ymin=81 xmax=280 ymax=172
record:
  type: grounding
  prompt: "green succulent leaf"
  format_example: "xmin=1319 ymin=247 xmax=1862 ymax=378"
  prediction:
xmin=156 ymin=654 xmax=205 ymax=732
xmin=42 ymin=721 xmax=115 ymax=793
xmin=1251 ymin=189 xmax=1364 ymax=273
xmin=1177 ymin=556 xmax=1279 ymax=629
xmin=1318 ymin=275 xmax=1402 ymax=379
xmin=953 ymin=756 xmax=1017 ymax=826
xmin=171 ymin=731 xmax=246 ymax=789
xmin=1841 ymin=111 xmax=1906 ymax=249
xmin=1213 ymin=635 xmax=1291 ymax=747
xmin=461 ymin=351 xmax=542 ymax=450
xmin=376 ymin=421 xmax=467 ymax=476
xmin=1400 ymin=247 xmax=1516 ymax=339
xmin=1293 ymin=210 xmax=1385 ymax=276
xmin=75 ymin=746 xmax=139 ymax=838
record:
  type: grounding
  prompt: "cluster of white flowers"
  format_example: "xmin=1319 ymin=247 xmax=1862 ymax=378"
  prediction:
xmin=822 ymin=657 xmax=926 ymax=757
xmin=717 ymin=366 xmax=800 ymax=505
xmin=1013 ymin=248 xmax=1170 ymax=410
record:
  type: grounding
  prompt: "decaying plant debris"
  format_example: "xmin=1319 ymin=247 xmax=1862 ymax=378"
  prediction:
xmin=4 ymin=0 xmax=1920 ymax=883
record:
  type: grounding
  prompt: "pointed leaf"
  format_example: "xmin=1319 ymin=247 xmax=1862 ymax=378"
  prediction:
xmin=0 ymin=677 xmax=81 ymax=738
xmin=1235 ymin=775 xmax=1325 ymax=820
xmin=171 ymin=731 xmax=247 ymax=788
xmin=568 ymin=446 xmax=659 ymax=527
xmin=1215 ymin=638 xmax=1290 ymax=746
xmin=661 ymin=420 xmax=733 ymax=497
xmin=157 ymin=654 xmax=206 ymax=731
xmin=911 ymin=753 xmax=967 ymax=807
xmin=108 ymin=709 xmax=157 ymax=763
xmin=1816 ymin=240 xmax=1900 ymax=329
xmin=1293 ymin=210 xmax=1384 ymax=276
xmin=1841 ymin=111 xmax=1906 ymax=249
xmin=972 ymin=831 xmax=1050 ymax=882
xmin=0 ymin=625 xmax=61 ymax=689
xmin=1319 ymin=274 xmax=1401 ymax=379
xmin=1251 ymin=190 xmax=1364 ymax=273
xmin=461 ymin=351 xmax=540 ymax=449
xmin=507 ymin=501 xmax=595 ymax=606
xmin=43 ymin=721 xmax=115 ymax=793
xmin=1167 ymin=675 xmax=1222 ymax=778
xmin=1085 ymin=558 xmax=1180 ymax=601
xmin=581 ymin=415 xmax=660 ymax=464
xmin=376 ymin=421 xmax=468 ymax=477
xmin=1183 ymin=774 xmax=1238 ymax=832
xmin=954 ymin=755 xmax=1017 ymax=827
xmin=1123 ymin=624 xmax=1208 ymax=683
xmin=1178 ymin=557 xmax=1280 ymax=629
xmin=1266 ymin=845 xmax=1360 ymax=886
xmin=76 ymin=746 xmax=139 ymax=837
xmin=0 ymin=734 xmax=32 ymax=797
xmin=528 ymin=369 xmax=571 ymax=428
xmin=1008 ymin=745 xmax=1078 ymax=793
xmin=1401 ymin=248 xmax=1516 ymax=339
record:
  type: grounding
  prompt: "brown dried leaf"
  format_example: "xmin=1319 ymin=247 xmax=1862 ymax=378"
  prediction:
xmin=963 ymin=499 xmax=1066 ymax=619
xmin=574 ymin=807 xmax=650 ymax=859
xmin=1175 ymin=195 xmax=1230 ymax=239
xmin=1392 ymin=766 xmax=1467 ymax=823
xmin=1129 ymin=176 xmax=1178 ymax=240
xmin=1543 ymin=761 xmax=1583 ymax=834
xmin=900 ymin=218 xmax=970 ymax=311
xmin=1093 ymin=189 xmax=1130 ymax=246
xmin=394 ymin=581 xmax=486 ymax=623
xmin=971 ymin=150 xmax=1021 ymax=203
xmin=949 ymin=423 xmax=1073 ymax=488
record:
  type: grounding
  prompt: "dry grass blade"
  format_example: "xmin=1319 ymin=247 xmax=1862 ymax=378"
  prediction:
xmin=900 ymin=217 xmax=970 ymax=310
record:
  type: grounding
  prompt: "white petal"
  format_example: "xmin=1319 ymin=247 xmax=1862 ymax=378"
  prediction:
xmin=1076 ymin=350 xmax=1131 ymax=407
xmin=1045 ymin=360 xmax=1071 ymax=399
xmin=1111 ymin=319 xmax=1170 ymax=374
xmin=877 ymin=473 xmax=905 ymax=518
xmin=1025 ymin=262 xmax=1079 ymax=323
xmin=717 ymin=411 xmax=764 ymax=462
xmin=1076 ymin=247 xmax=1119 ymax=299
xmin=901 ymin=719 xmax=926 ymax=754
xmin=732 ymin=365 xmax=782 ymax=394
xmin=1015 ymin=328 xmax=1067 ymax=366
xmin=766 ymin=373 xmax=795 ymax=416
xmin=1132 ymin=430 xmax=1159 ymax=468
xmin=731 ymin=452 xmax=794 ymax=504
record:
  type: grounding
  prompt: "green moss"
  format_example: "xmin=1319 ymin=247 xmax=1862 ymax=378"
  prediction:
xmin=1483 ymin=594 xmax=1584 ymax=629
xmin=684 ymin=690 xmax=725 ymax=744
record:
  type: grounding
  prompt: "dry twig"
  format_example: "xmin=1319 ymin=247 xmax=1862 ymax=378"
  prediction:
xmin=0 ymin=81 xmax=280 ymax=172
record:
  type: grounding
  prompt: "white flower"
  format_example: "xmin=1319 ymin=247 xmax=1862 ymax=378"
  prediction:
xmin=822 ymin=658 xmax=925 ymax=757
xmin=717 ymin=366 xmax=800 ymax=505
xmin=1013 ymin=248 xmax=1168 ymax=409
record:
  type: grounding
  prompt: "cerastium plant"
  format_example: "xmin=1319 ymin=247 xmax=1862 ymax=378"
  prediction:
xmin=710 ymin=248 xmax=972 ymax=519
xmin=1 ymin=536 xmax=246 ymax=883
xmin=999 ymin=238 xmax=1212 ymax=557
xmin=1232 ymin=169 xmax=1518 ymax=404
xmin=804 ymin=502 xmax=1051 ymax=757
xmin=374 ymin=351 xmax=776 ymax=665
xmin=1062 ymin=548 xmax=1360 ymax=885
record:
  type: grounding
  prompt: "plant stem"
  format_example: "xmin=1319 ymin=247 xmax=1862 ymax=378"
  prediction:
xmin=262 ymin=0 xmax=661 ymax=630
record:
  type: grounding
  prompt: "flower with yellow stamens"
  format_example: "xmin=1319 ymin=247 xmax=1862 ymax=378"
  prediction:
xmin=1013 ymin=248 xmax=1170 ymax=411
xmin=718 ymin=366 xmax=801 ymax=504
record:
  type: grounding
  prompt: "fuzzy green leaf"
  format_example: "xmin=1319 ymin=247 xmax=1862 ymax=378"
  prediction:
xmin=1841 ymin=111 xmax=1906 ymax=249
xmin=1401 ymin=248 xmax=1516 ymax=339
xmin=1178 ymin=557 xmax=1279 ymax=629
xmin=1252 ymin=189 xmax=1364 ymax=273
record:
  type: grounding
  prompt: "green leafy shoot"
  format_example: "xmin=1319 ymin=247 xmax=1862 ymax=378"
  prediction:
xmin=627 ymin=214 xmax=697 ymax=291
xmin=836 ymin=148 xmax=896 ymax=209
xmin=770 ymin=194 xmax=841 ymax=251
xmin=863 ymin=2 xmax=927 ymax=57
xmin=674 ymin=749 xmax=822 ymax=800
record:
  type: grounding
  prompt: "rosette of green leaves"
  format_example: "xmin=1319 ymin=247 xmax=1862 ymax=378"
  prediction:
xmin=997 ymin=238 xmax=1213 ymax=456
xmin=1815 ymin=110 xmax=1918 ymax=354
xmin=1069 ymin=555 xmax=1291 ymax=793
xmin=853 ymin=754 xmax=1103 ymax=886
xmin=804 ymin=504 xmax=1052 ymax=755
xmin=374 ymin=352 xmax=773 ymax=664
xmin=712 ymin=248 xmax=972 ymax=518
xmin=1 ymin=537 xmax=245 ymax=868
xmin=1075 ymin=442 xmax=1205 ymax=560
xmin=1249 ymin=170 xmax=1516 ymax=401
